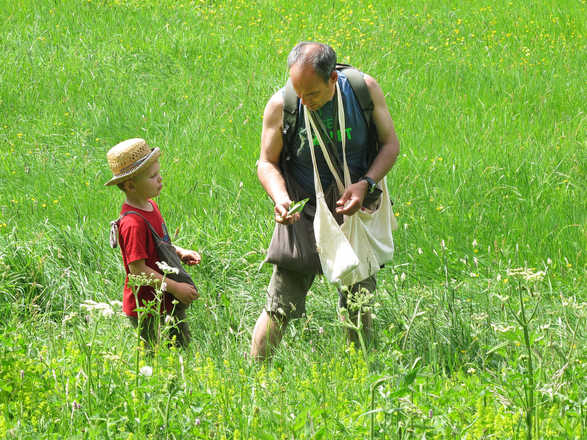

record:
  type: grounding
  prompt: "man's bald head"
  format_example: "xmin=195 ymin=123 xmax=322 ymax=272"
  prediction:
xmin=287 ymin=42 xmax=337 ymax=83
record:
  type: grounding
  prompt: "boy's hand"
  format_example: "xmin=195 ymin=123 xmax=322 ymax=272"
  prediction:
xmin=172 ymin=282 xmax=199 ymax=305
xmin=176 ymin=248 xmax=201 ymax=265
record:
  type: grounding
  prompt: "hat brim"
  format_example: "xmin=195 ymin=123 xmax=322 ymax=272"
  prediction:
xmin=104 ymin=147 xmax=161 ymax=186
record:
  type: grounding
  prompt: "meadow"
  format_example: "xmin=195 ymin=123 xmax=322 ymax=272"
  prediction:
xmin=0 ymin=0 xmax=585 ymax=438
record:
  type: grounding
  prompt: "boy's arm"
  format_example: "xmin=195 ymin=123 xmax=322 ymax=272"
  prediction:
xmin=128 ymin=259 xmax=199 ymax=304
xmin=174 ymin=246 xmax=201 ymax=265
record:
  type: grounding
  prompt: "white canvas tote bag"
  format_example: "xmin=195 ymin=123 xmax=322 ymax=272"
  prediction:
xmin=304 ymin=104 xmax=359 ymax=284
xmin=304 ymin=81 xmax=395 ymax=286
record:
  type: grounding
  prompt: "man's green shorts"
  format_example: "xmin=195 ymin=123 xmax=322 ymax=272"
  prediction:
xmin=265 ymin=265 xmax=376 ymax=320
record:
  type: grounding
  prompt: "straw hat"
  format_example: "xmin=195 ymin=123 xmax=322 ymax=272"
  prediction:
xmin=104 ymin=138 xmax=161 ymax=186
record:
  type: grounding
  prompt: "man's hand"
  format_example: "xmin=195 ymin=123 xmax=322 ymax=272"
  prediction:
xmin=170 ymin=281 xmax=199 ymax=305
xmin=274 ymin=200 xmax=301 ymax=225
xmin=335 ymin=180 xmax=369 ymax=215
xmin=176 ymin=247 xmax=201 ymax=266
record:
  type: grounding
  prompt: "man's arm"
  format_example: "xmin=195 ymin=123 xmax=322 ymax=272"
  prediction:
xmin=257 ymin=92 xmax=300 ymax=225
xmin=336 ymin=74 xmax=400 ymax=215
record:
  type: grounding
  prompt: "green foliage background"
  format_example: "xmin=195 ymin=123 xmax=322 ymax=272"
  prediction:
xmin=0 ymin=0 xmax=584 ymax=438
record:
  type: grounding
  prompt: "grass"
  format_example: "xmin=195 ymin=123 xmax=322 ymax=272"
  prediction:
xmin=0 ymin=0 xmax=585 ymax=438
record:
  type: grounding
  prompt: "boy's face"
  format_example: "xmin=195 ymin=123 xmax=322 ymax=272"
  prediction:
xmin=129 ymin=159 xmax=162 ymax=199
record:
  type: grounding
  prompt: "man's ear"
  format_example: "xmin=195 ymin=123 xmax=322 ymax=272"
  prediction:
xmin=329 ymin=70 xmax=338 ymax=84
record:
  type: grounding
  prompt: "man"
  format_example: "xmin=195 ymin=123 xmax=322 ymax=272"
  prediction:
xmin=251 ymin=42 xmax=400 ymax=360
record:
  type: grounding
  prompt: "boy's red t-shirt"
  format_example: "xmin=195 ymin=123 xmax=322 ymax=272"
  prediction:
xmin=118 ymin=200 xmax=175 ymax=317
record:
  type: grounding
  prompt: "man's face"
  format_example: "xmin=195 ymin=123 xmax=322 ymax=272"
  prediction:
xmin=289 ymin=64 xmax=337 ymax=111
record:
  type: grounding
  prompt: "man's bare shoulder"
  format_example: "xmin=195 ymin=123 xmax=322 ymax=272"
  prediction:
xmin=362 ymin=73 xmax=384 ymax=95
xmin=266 ymin=89 xmax=284 ymax=112
xmin=263 ymin=89 xmax=285 ymax=128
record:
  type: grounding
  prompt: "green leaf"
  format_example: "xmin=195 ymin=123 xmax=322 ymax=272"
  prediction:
xmin=287 ymin=198 xmax=309 ymax=215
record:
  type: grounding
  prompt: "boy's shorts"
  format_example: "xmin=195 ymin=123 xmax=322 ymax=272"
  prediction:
xmin=265 ymin=265 xmax=376 ymax=320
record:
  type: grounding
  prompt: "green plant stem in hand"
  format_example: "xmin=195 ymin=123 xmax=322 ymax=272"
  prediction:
xmin=287 ymin=198 xmax=309 ymax=216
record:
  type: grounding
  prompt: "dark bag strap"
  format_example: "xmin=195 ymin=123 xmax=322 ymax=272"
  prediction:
xmin=120 ymin=211 xmax=163 ymax=240
xmin=110 ymin=210 xmax=164 ymax=249
xmin=111 ymin=211 xmax=196 ymax=287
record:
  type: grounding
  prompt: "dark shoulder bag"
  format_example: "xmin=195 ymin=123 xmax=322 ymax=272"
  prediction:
xmin=110 ymin=212 xmax=197 ymax=290
xmin=263 ymin=106 xmax=342 ymax=274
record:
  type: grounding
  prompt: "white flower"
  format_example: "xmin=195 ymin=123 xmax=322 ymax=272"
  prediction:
xmin=110 ymin=300 xmax=123 ymax=308
xmin=139 ymin=366 xmax=153 ymax=377
xmin=156 ymin=261 xmax=180 ymax=275
xmin=80 ymin=300 xmax=114 ymax=318
xmin=491 ymin=323 xmax=515 ymax=333
xmin=506 ymin=267 xmax=545 ymax=281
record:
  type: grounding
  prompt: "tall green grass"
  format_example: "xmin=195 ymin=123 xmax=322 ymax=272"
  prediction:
xmin=0 ymin=0 xmax=584 ymax=438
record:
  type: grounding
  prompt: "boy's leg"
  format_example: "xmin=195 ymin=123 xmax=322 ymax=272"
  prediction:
xmin=169 ymin=303 xmax=191 ymax=348
xmin=128 ymin=314 xmax=158 ymax=351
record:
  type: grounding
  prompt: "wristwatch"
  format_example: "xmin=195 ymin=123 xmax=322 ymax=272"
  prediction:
xmin=360 ymin=176 xmax=377 ymax=193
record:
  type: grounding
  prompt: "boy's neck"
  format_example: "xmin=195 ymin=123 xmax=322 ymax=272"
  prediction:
xmin=124 ymin=195 xmax=153 ymax=211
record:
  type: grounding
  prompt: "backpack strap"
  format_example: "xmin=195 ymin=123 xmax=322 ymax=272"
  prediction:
xmin=336 ymin=64 xmax=374 ymax=129
xmin=109 ymin=211 xmax=162 ymax=249
xmin=282 ymin=78 xmax=299 ymax=154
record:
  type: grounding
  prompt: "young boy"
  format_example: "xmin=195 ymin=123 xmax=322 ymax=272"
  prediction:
xmin=105 ymin=138 xmax=200 ymax=348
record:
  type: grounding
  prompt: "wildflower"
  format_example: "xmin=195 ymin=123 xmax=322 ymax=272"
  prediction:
xmin=80 ymin=299 xmax=114 ymax=318
xmin=491 ymin=323 xmax=515 ymax=333
xmin=506 ymin=267 xmax=545 ymax=281
xmin=195 ymin=418 xmax=201 ymax=426
xmin=62 ymin=312 xmax=77 ymax=324
xmin=140 ymin=366 xmax=153 ymax=377
xmin=318 ymin=326 xmax=324 ymax=335
xmin=156 ymin=261 xmax=179 ymax=275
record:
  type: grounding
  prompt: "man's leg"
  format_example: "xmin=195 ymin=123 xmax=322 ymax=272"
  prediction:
xmin=339 ymin=276 xmax=376 ymax=348
xmin=250 ymin=266 xmax=314 ymax=361
xmin=250 ymin=310 xmax=287 ymax=361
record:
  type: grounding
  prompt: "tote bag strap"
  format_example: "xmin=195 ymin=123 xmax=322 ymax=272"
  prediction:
xmin=304 ymin=82 xmax=351 ymax=195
